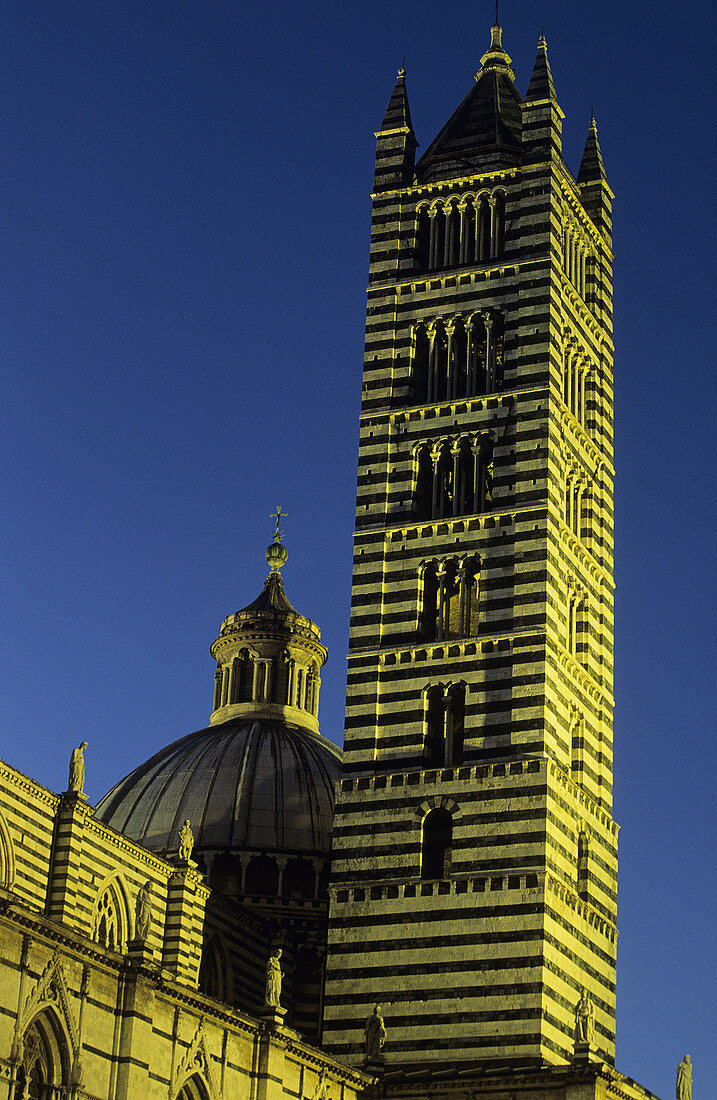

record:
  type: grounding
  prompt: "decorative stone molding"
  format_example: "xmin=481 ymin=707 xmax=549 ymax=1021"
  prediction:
xmin=0 ymin=811 xmax=16 ymax=890
xmin=415 ymin=796 xmax=462 ymax=821
xmin=173 ymin=1019 xmax=220 ymax=1100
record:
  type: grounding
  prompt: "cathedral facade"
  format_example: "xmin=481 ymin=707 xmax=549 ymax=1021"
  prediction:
xmin=0 ymin=18 xmax=663 ymax=1100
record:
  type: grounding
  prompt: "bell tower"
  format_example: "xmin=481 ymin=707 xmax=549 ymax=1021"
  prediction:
xmin=324 ymin=20 xmax=616 ymax=1071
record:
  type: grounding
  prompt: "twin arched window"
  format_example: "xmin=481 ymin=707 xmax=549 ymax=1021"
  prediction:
xmin=420 ymin=559 xmax=479 ymax=642
xmin=424 ymin=683 xmax=465 ymax=767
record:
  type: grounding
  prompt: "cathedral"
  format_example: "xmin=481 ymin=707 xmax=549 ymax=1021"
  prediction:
xmin=0 ymin=18 xmax=664 ymax=1100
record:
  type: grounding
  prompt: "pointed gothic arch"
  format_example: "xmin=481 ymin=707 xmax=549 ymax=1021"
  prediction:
xmin=199 ymin=932 xmax=233 ymax=1005
xmin=91 ymin=872 xmax=131 ymax=953
xmin=14 ymin=1007 xmax=72 ymax=1099
xmin=176 ymin=1078 xmax=211 ymax=1100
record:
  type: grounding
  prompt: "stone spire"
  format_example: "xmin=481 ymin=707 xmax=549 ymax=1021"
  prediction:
xmin=525 ymin=32 xmax=558 ymax=102
xmin=577 ymin=115 xmax=607 ymax=183
xmin=377 ymin=65 xmax=414 ymax=136
xmin=521 ymin=31 xmax=564 ymax=164
xmin=373 ymin=65 xmax=417 ymax=192
xmin=477 ymin=20 xmax=515 ymax=82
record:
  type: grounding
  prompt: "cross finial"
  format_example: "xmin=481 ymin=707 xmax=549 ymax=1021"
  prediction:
xmin=270 ymin=504 xmax=287 ymax=542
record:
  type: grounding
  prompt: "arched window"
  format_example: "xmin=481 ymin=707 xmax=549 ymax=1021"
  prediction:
xmin=271 ymin=652 xmax=290 ymax=705
xmin=440 ymin=561 xmax=461 ymax=639
xmin=452 ymin=440 xmax=474 ymax=517
xmin=492 ymin=190 xmax=506 ymax=256
xmin=473 ymin=436 xmax=493 ymax=513
xmin=577 ymin=830 xmax=589 ymax=901
xmin=245 ymin=855 xmax=279 ymax=897
xmin=304 ymin=665 xmax=318 ymax=715
xmin=235 ymin=649 xmax=253 ymax=703
xmin=419 ymin=563 xmax=439 ymax=641
xmin=424 ymin=686 xmax=445 ymax=765
xmin=209 ymin=854 xmax=242 ymax=896
xmin=428 ymin=205 xmax=445 ymax=270
xmin=291 ymin=947 xmax=323 ymax=1040
xmin=576 ymin=597 xmax=588 ymax=666
xmin=414 ymin=445 xmax=433 ymax=519
xmin=416 ymin=208 xmax=430 ymax=271
xmin=92 ymin=877 xmax=129 ymax=953
xmin=412 ymin=325 xmax=429 ymax=402
xmin=282 ymin=857 xmax=315 ymax=900
xmin=446 ymin=684 xmax=466 ymax=765
xmin=199 ymin=934 xmax=231 ymax=1003
xmin=255 ymin=661 xmax=267 ymax=702
xmin=429 ymin=321 xmax=448 ymax=402
xmin=462 ymin=198 xmax=476 ymax=264
xmin=450 ymin=318 xmax=468 ymax=400
xmin=477 ymin=196 xmax=491 ymax=260
xmin=421 ymin=808 xmax=453 ymax=880
xmin=434 ymin=443 xmax=453 ymax=518
xmin=462 ymin=560 xmax=480 ymax=636
xmin=15 ymin=1010 xmax=70 ymax=1100
xmin=444 ymin=203 xmax=459 ymax=267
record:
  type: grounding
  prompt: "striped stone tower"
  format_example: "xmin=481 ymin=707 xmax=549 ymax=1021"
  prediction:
xmin=324 ymin=21 xmax=616 ymax=1072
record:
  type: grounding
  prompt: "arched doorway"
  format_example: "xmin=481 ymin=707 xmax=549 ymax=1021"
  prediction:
xmin=176 ymin=1075 xmax=210 ymax=1100
xmin=14 ymin=1009 xmax=70 ymax=1099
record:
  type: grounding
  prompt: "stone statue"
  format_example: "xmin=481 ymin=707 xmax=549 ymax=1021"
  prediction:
xmin=178 ymin=819 xmax=194 ymax=861
xmin=574 ymin=988 xmax=594 ymax=1044
xmin=676 ymin=1055 xmax=692 ymax=1100
xmin=68 ymin=741 xmax=88 ymax=794
xmin=264 ymin=948 xmax=282 ymax=1008
xmin=135 ymin=881 xmax=152 ymax=941
xmin=364 ymin=1004 xmax=386 ymax=1060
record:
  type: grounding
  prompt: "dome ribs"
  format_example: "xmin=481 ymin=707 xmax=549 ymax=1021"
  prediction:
xmin=96 ymin=718 xmax=341 ymax=866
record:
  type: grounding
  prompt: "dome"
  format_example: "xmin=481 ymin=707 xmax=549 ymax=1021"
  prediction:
xmin=96 ymin=716 xmax=342 ymax=859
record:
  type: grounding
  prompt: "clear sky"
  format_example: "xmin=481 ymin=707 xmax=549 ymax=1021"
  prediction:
xmin=0 ymin=2 xmax=714 ymax=1095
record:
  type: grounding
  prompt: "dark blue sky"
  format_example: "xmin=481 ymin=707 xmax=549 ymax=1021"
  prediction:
xmin=0 ymin=2 xmax=713 ymax=1094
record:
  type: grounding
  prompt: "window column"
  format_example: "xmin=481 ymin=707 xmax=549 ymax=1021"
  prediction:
xmin=451 ymin=445 xmax=461 ymax=517
xmin=428 ymin=209 xmax=438 ymax=269
xmin=485 ymin=315 xmax=494 ymax=393
xmin=458 ymin=202 xmax=468 ymax=264
xmin=446 ymin=321 xmax=456 ymax=400
xmin=427 ymin=325 xmax=437 ymax=403
xmin=443 ymin=207 xmax=452 ymax=268
xmin=489 ymin=196 xmax=497 ymax=259
xmin=436 ymin=564 xmax=447 ymax=642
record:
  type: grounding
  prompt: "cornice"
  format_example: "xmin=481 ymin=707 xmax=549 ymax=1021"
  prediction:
xmin=348 ymin=625 xmax=543 ymax=662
